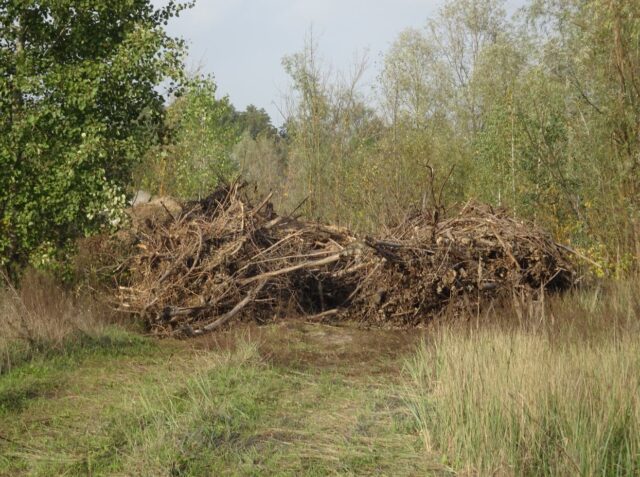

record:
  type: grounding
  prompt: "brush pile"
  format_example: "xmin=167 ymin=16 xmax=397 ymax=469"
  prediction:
xmin=109 ymin=183 xmax=575 ymax=336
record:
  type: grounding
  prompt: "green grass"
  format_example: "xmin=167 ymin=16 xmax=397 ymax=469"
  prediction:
xmin=0 ymin=324 xmax=434 ymax=476
xmin=0 ymin=328 xmax=152 ymax=415
xmin=3 ymin=276 xmax=640 ymax=476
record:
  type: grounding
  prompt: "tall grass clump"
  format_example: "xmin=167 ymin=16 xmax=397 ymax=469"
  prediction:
xmin=0 ymin=270 xmax=109 ymax=373
xmin=405 ymin=280 xmax=640 ymax=476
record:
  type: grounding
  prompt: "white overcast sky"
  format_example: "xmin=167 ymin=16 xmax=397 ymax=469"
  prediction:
xmin=155 ymin=0 xmax=524 ymax=126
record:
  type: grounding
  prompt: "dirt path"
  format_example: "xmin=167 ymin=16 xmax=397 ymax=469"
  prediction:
xmin=194 ymin=321 xmax=425 ymax=372
xmin=0 ymin=324 xmax=442 ymax=476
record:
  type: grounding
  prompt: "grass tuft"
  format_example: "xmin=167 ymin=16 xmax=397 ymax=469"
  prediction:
xmin=0 ymin=270 xmax=119 ymax=374
xmin=404 ymin=280 xmax=640 ymax=476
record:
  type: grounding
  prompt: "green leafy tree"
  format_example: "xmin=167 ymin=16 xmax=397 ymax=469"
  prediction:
xmin=138 ymin=77 xmax=240 ymax=199
xmin=429 ymin=0 xmax=507 ymax=135
xmin=0 ymin=0 xmax=189 ymax=273
xmin=281 ymin=32 xmax=387 ymax=226
xmin=236 ymin=105 xmax=277 ymax=139
xmin=233 ymin=131 xmax=288 ymax=200
xmin=379 ymin=28 xmax=439 ymax=128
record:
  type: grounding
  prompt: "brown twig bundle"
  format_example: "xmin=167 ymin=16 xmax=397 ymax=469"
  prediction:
xmin=349 ymin=201 xmax=575 ymax=325
xmin=104 ymin=183 xmax=575 ymax=336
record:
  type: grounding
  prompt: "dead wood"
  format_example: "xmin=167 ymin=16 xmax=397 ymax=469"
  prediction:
xmin=95 ymin=182 xmax=576 ymax=337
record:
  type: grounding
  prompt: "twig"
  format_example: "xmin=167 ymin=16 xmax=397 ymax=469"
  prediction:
xmin=490 ymin=225 xmax=521 ymax=271
xmin=240 ymin=253 xmax=344 ymax=285
xmin=159 ymin=200 xmax=177 ymax=223
xmin=287 ymin=196 xmax=309 ymax=218
xmin=555 ymin=243 xmax=603 ymax=270
xmin=235 ymin=231 xmax=304 ymax=273
xmin=248 ymin=249 xmax=338 ymax=266
xmin=188 ymin=281 xmax=266 ymax=335
xmin=304 ymin=309 xmax=339 ymax=321
xmin=251 ymin=192 xmax=273 ymax=216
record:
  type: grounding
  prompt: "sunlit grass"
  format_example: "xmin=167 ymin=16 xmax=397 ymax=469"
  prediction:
xmin=405 ymin=281 xmax=640 ymax=476
xmin=0 ymin=329 xmax=432 ymax=476
xmin=5 ymin=268 xmax=639 ymax=476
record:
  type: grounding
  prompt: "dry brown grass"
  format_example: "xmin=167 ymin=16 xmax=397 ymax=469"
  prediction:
xmin=0 ymin=270 xmax=110 ymax=373
xmin=405 ymin=279 xmax=640 ymax=476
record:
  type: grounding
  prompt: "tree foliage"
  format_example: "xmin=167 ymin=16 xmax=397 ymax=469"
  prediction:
xmin=137 ymin=77 xmax=240 ymax=199
xmin=268 ymin=0 xmax=640 ymax=272
xmin=3 ymin=0 xmax=640 ymax=276
xmin=236 ymin=105 xmax=277 ymax=140
xmin=0 ymin=0 xmax=189 ymax=271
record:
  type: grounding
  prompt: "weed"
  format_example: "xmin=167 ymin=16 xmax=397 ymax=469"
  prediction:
xmin=0 ymin=270 xmax=122 ymax=373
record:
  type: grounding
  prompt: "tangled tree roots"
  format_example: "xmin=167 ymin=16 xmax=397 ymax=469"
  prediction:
xmin=106 ymin=183 xmax=575 ymax=337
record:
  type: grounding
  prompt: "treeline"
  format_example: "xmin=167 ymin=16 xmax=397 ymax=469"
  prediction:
xmin=236 ymin=0 xmax=640 ymax=273
xmin=2 ymin=0 xmax=639 ymax=277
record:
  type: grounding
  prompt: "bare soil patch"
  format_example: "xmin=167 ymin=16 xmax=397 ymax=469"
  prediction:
xmin=191 ymin=321 xmax=425 ymax=373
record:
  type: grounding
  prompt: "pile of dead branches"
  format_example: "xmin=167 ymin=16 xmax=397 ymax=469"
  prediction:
xmin=107 ymin=183 xmax=575 ymax=336
xmin=350 ymin=203 xmax=575 ymax=325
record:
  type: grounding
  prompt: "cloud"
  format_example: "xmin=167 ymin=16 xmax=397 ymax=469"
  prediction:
xmin=153 ymin=0 xmax=524 ymax=124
